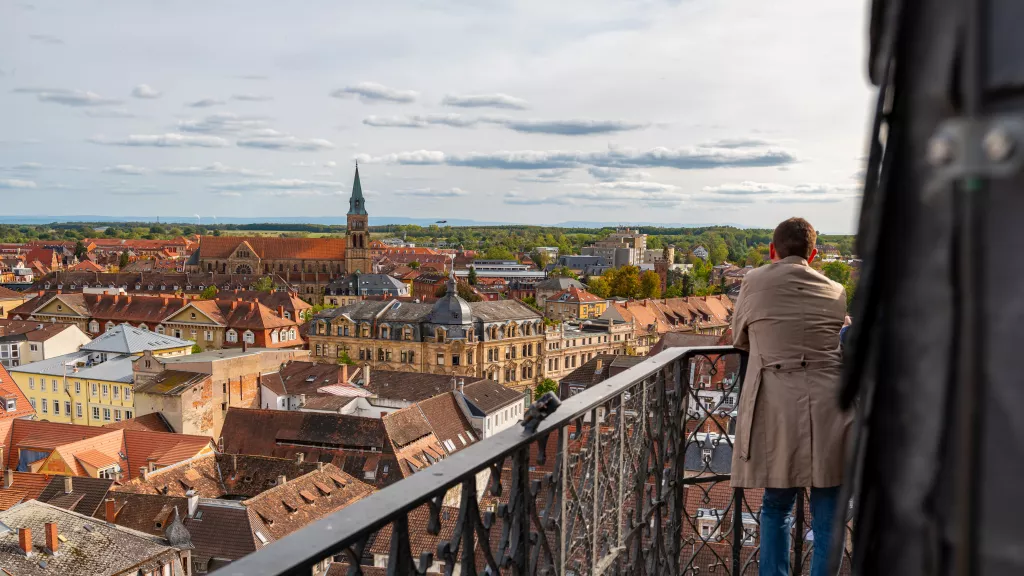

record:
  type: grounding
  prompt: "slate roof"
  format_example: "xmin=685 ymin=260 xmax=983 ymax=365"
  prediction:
xmin=468 ymin=300 xmax=542 ymax=322
xmin=242 ymin=464 xmax=373 ymax=541
xmin=219 ymin=409 xmax=397 ymax=487
xmin=0 ymin=500 xmax=186 ymax=576
xmin=112 ymin=452 xmax=321 ymax=499
xmin=13 ymin=352 xmax=135 ymax=383
xmin=36 ymin=475 xmax=114 ymax=516
xmin=317 ymin=297 xmax=541 ymax=325
xmin=362 ymin=371 xmax=488 ymax=404
xmin=196 ymin=236 xmax=347 ymax=260
xmin=325 ymin=273 xmax=408 ymax=296
xmin=31 ymin=271 xmax=295 ymax=295
xmin=459 ymin=379 xmax=524 ymax=414
xmin=81 ymin=324 xmax=192 ymax=354
xmin=100 ymin=493 xmax=270 ymax=569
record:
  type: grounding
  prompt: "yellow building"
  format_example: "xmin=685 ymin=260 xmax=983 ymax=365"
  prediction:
xmin=9 ymin=324 xmax=193 ymax=426
xmin=543 ymin=286 xmax=608 ymax=322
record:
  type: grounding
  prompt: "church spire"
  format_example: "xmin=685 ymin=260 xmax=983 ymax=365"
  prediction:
xmin=348 ymin=164 xmax=367 ymax=215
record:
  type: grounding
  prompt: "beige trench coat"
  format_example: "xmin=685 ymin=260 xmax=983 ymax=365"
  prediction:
xmin=730 ymin=256 xmax=852 ymax=488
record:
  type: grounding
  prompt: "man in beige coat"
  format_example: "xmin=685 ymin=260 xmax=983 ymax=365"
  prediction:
xmin=730 ymin=217 xmax=851 ymax=576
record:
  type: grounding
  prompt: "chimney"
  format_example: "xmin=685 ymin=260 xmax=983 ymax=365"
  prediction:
xmin=237 ymin=297 xmax=243 ymax=302
xmin=112 ymin=294 xmax=119 ymax=304
xmin=595 ymin=358 xmax=603 ymax=374
xmin=139 ymin=467 xmax=148 ymax=481
xmin=63 ymin=476 xmax=73 ymax=494
xmin=277 ymin=305 xmax=285 ymax=318
xmin=4 ymin=468 xmax=12 ymax=488
xmin=105 ymin=498 xmax=117 ymax=522
xmin=362 ymin=364 xmax=370 ymax=388
xmin=18 ymin=527 xmax=31 ymax=556
xmin=186 ymin=489 xmax=199 ymax=518
xmin=277 ymin=475 xmax=287 ymax=486
xmin=126 ymin=295 xmax=132 ymax=304
xmin=44 ymin=522 xmax=58 ymax=554
xmin=249 ymin=301 xmax=255 ymax=312
xmin=242 ymin=340 xmax=248 ymax=352
xmin=231 ymin=300 xmax=238 ymax=310
xmin=295 ymin=453 xmax=304 ymax=464
xmin=340 ymin=363 xmax=349 ymax=384
xmin=459 ymin=378 xmax=465 ymax=393
xmin=38 ymin=290 xmax=44 ymax=297
xmin=316 ymin=462 xmax=324 ymax=471
xmin=232 ymin=453 xmax=238 ymax=472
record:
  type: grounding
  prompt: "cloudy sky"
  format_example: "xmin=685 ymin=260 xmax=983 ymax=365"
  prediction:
xmin=1 ymin=0 xmax=872 ymax=232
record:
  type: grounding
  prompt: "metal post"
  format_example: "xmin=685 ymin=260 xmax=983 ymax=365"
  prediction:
xmin=592 ymin=407 xmax=600 ymax=573
xmin=792 ymin=491 xmax=805 ymax=576
xmin=560 ymin=425 xmax=568 ymax=576
xmin=732 ymin=488 xmax=743 ymax=576
xmin=618 ymin=392 xmax=625 ymax=549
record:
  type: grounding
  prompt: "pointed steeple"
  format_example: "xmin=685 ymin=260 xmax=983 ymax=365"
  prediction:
xmin=348 ymin=163 xmax=367 ymax=215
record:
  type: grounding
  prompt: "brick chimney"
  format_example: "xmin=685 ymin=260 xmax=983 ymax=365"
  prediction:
xmin=139 ymin=467 xmax=148 ymax=481
xmin=18 ymin=527 xmax=31 ymax=556
xmin=231 ymin=301 xmax=238 ymax=310
xmin=277 ymin=475 xmax=287 ymax=486
xmin=162 ymin=296 xmax=169 ymax=306
xmin=595 ymin=357 xmax=603 ymax=373
xmin=63 ymin=476 xmax=73 ymax=494
xmin=4 ymin=468 xmax=12 ymax=489
xmin=249 ymin=301 xmax=255 ymax=312
xmin=277 ymin=305 xmax=285 ymax=318
xmin=126 ymin=295 xmax=132 ymax=304
xmin=112 ymin=294 xmax=119 ymax=304
xmin=44 ymin=522 xmax=58 ymax=554
xmin=105 ymin=498 xmax=117 ymax=522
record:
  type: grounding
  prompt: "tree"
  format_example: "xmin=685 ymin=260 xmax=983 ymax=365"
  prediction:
xmin=409 ymin=261 xmax=421 ymax=269
xmin=664 ymin=283 xmax=683 ymax=298
xmin=587 ymin=275 xmax=610 ymax=298
xmin=639 ymin=270 xmax=662 ymax=299
xmin=682 ymin=272 xmax=695 ymax=297
xmin=199 ymin=286 xmax=219 ymax=300
xmin=482 ymin=246 xmax=514 ymax=260
xmin=535 ymin=378 xmax=559 ymax=397
xmin=252 ymin=276 xmax=275 ymax=292
xmin=191 ymin=344 xmax=203 ymax=354
xmin=745 ymin=247 xmax=763 ymax=267
xmin=522 ymin=296 xmax=542 ymax=311
xmin=528 ymin=249 xmax=550 ymax=270
xmin=104 ymin=227 xmax=118 ymax=237
xmin=118 ymin=251 xmax=130 ymax=269
xmin=435 ymin=281 xmax=483 ymax=302
xmin=550 ymin=266 xmax=579 ymax=280
xmin=607 ymin=266 xmax=642 ymax=299
xmin=822 ymin=261 xmax=852 ymax=285
xmin=844 ymin=281 xmax=856 ymax=310
xmin=73 ymin=241 xmax=87 ymax=261
xmin=467 ymin=266 xmax=478 ymax=285
xmin=338 ymin=349 xmax=357 ymax=366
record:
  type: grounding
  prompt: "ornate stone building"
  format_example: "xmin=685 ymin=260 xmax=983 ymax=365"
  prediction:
xmin=186 ymin=167 xmax=369 ymax=303
xmin=306 ymin=275 xmax=545 ymax=393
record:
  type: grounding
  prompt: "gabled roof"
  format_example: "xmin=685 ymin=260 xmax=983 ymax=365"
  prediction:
xmin=242 ymin=464 xmax=373 ymax=541
xmin=102 ymin=412 xmax=175 ymax=433
xmin=37 ymin=475 xmax=114 ymax=516
xmin=549 ymin=286 xmax=605 ymax=304
xmin=81 ymin=323 xmax=193 ymax=354
xmin=0 ymin=286 xmax=25 ymax=300
xmin=0 ymin=363 xmax=35 ymax=420
xmin=460 ymin=380 xmax=523 ymax=414
xmin=417 ymin=393 xmax=478 ymax=454
xmin=221 ymin=408 xmax=387 ymax=456
xmin=196 ymin=236 xmax=347 ymax=260
xmin=0 ymin=500 xmax=183 ymax=576
xmin=122 ymin=429 xmax=213 ymax=481
xmin=361 ymin=371 xmax=488 ymax=404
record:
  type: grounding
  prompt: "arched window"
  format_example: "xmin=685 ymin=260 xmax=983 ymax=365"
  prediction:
xmin=243 ymin=331 xmax=255 ymax=344
xmin=226 ymin=329 xmax=237 ymax=343
xmin=88 ymin=320 xmax=99 ymax=333
xmin=288 ymin=328 xmax=296 ymax=340
xmin=436 ymin=328 xmax=446 ymax=343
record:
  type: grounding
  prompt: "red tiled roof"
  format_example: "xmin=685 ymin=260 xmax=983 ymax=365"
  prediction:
xmin=69 ymin=260 xmax=105 ymax=272
xmin=197 ymin=236 xmax=347 ymax=260
xmin=0 ymin=488 xmax=27 ymax=511
xmin=122 ymin=429 xmax=213 ymax=480
xmin=0 ymin=286 xmax=25 ymax=300
xmin=0 ymin=364 xmax=34 ymax=420
xmin=550 ymin=285 xmax=604 ymax=304
xmin=1 ymin=472 xmax=56 ymax=500
xmin=74 ymin=449 xmax=119 ymax=469
xmin=8 ymin=420 xmax=112 ymax=468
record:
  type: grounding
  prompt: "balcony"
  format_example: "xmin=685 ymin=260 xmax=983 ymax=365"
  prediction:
xmin=217 ymin=346 xmax=853 ymax=576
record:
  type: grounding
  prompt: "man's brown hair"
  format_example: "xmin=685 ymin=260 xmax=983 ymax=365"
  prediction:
xmin=772 ymin=217 xmax=817 ymax=259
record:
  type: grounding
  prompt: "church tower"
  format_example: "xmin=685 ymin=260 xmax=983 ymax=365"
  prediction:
xmin=345 ymin=165 xmax=371 ymax=274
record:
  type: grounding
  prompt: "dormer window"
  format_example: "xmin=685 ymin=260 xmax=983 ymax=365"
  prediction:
xmin=6 ymin=399 xmax=15 ymax=411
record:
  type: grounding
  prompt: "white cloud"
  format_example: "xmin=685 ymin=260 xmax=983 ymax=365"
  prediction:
xmin=354 ymin=150 xmax=446 ymax=165
xmin=291 ymin=161 xmax=316 ymax=167
xmin=231 ymin=93 xmax=273 ymax=101
xmin=89 ymin=133 xmax=230 ymax=147
xmin=28 ymin=34 xmax=63 ymax=45
xmin=12 ymin=162 xmax=43 ymax=170
xmin=214 ymin=191 xmax=243 ymax=197
xmin=131 ymin=84 xmax=162 ymax=99
xmin=160 ymin=162 xmax=272 ymax=177
xmin=103 ymin=164 xmax=149 ymax=175
xmin=237 ymin=136 xmax=335 ymax=151
xmin=177 ymin=113 xmax=271 ymax=134
xmin=13 ymin=87 xmax=121 ymax=107
xmin=209 ymin=179 xmax=344 ymax=190
xmin=503 ymin=119 xmax=647 ymax=135
xmin=186 ymin=98 xmax=226 ymax=108
xmin=83 ymin=108 xmax=136 ymax=118
xmin=324 ymin=161 xmax=337 ymax=167
xmin=699 ymin=181 xmax=860 ymax=203
xmin=330 ymin=82 xmax=418 ymax=104
xmin=394 ymin=187 xmax=469 ymax=198
xmin=264 ymin=189 xmax=346 ymax=198
xmin=441 ymin=93 xmax=529 ymax=110
xmin=0 ymin=179 xmax=37 ymax=189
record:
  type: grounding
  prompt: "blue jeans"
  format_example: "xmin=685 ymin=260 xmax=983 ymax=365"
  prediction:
xmin=759 ymin=487 xmax=840 ymax=576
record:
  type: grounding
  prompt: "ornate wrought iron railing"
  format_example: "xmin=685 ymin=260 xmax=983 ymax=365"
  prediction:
xmin=217 ymin=346 xmax=853 ymax=576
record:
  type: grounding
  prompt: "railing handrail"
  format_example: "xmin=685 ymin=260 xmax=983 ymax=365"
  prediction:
xmin=217 ymin=345 xmax=739 ymax=576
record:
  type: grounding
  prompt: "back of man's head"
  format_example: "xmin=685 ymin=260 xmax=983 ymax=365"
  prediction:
xmin=772 ymin=217 xmax=817 ymax=260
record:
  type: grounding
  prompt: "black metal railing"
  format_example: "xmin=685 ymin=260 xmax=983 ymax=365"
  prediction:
xmin=216 ymin=346 xmax=853 ymax=576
